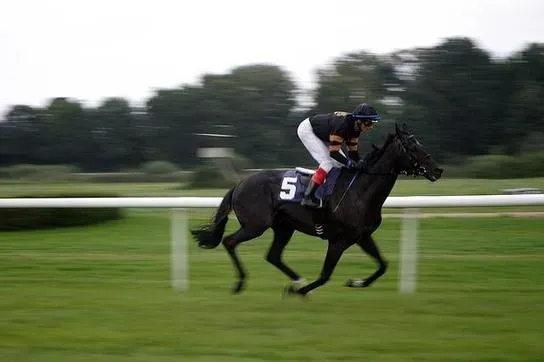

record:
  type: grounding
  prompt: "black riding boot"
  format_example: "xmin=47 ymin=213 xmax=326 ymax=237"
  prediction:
xmin=301 ymin=179 xmax=322 ymax=208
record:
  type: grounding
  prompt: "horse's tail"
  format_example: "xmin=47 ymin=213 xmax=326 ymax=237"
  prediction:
xmin=191 ymin=186 xmax=235 ymax=249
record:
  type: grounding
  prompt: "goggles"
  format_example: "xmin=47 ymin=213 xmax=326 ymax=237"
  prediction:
xmin=354 ymin=114 xmax=380 ymax=127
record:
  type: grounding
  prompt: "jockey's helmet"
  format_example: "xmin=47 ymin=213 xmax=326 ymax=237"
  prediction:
xmin=352 ymin=103 xmax=380 ymax=126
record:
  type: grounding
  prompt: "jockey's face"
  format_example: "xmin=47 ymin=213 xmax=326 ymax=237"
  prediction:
xmin=359 ymin=121 xmax=375 ymax=133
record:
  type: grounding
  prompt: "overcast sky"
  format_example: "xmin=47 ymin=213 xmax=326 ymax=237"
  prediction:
xmin=1 ymin=0 xmax=543 ymax=116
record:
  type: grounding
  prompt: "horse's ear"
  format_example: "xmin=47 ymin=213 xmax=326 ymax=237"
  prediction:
xmin=395 ymin=122 xmax=400 ymax=134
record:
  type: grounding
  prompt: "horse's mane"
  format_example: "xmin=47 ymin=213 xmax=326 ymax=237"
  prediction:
xmin=363 ymin=133 xmax=396 ymax=166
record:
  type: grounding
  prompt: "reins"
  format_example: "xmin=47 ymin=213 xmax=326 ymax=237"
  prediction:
xmin=330 ymin=133 xmax=421 ymax=213
xmin=332 ymin=172 xmax=358 ymax=214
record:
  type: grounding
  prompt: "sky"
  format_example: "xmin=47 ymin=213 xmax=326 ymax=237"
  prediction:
xmin=1 ymin=0 xmax=543 ymax=116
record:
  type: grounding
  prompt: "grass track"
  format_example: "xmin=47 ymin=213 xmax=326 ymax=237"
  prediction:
xmin=0 ymin=177 xmax=542 ymax=197
xmin=0 ymin=211 xmax=543 ymax=361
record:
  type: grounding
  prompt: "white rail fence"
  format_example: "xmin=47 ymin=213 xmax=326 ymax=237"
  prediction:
xmin=1 ymin=194 xmax=543 ymax=294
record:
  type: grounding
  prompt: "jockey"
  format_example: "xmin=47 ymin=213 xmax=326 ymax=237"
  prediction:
xmin=297 ymin=102 xmax=380 ymax=208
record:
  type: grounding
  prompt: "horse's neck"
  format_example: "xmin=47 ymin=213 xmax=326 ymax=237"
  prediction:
xmin=355 ymin=140 xmax=401 ymax=207
xmin=369 ymin=140 xmax=402 ymax=175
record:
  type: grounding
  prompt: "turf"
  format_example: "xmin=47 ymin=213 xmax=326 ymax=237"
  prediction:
xmin=0 ymin=177 xmax=543 ymax=197
xmin=0 ymin=211 xmax=542 ymax=361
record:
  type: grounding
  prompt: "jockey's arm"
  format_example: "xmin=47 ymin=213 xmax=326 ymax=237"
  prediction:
xmin=329 ymin=134 xmax=351 ymax=166
xmin=346 ymin=137 xmax=360 ymax=161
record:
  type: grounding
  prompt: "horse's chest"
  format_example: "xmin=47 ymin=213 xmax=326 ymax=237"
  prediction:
xmin=362 ymin=213 xmax=382 ymax=230
xmin=369 ymin=216 xmax=382 ymax=232
xmin=358 ymin=210 xmax=383 ymax=232
xmin=335 ymin=210 xmax=382 ymax=235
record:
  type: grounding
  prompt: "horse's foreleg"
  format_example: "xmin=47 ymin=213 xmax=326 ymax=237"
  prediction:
xmin=289 ymin=240 xmax=350 ymax=296
xmin=346 ymin=235 xmax=388 ymax=288
xmin=222 ymin=226 xmax=266 ymax=294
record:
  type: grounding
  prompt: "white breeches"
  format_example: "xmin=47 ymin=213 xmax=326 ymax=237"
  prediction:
xmin=297 ymin=118 xmax=346 ymax=172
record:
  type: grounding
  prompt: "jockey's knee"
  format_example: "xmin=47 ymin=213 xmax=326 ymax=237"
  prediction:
xmin=311 ymin=167 xmax=328 ymax=184
xmin=319 ymin=161 xmax=334 ymax=173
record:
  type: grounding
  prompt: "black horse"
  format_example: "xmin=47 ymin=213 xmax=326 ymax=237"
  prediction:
xmin=191 ymin=123 xmax=443 ymax=296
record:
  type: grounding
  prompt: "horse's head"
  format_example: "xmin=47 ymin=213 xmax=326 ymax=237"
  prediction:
xmin=394 ymin=123 xmax=443 ymax=182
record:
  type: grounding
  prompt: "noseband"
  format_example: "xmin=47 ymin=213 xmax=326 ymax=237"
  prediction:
xmin=398 ymin=134 xmax=430 ymax=177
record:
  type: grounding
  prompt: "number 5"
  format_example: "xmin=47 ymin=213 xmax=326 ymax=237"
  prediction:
xmin=280 ymin=176 xmax=298 ymax=200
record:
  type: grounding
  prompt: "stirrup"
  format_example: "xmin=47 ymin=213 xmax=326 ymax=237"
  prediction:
xmin=301 ymin=197 xmax=323 ymax=208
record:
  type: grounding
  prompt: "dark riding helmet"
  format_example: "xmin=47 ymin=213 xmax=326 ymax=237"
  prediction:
xmin=352 ymin=103 xmax=381 ymax=126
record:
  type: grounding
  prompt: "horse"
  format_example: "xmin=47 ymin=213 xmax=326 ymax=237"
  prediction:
xmin=191 ymin=123 xmax=443 ymax=296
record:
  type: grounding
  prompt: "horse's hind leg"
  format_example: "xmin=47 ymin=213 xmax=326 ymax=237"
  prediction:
xmin=346 ymin=235 xmax=388 ymax=288
xmin=266 ymin=224 xmax=305 ymax=287
xmin=222 ymin=226 xmax=266 ymax=294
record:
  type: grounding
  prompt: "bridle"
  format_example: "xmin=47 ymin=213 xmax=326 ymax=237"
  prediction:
xmin=397 ymin=133 xmax=431 ymax=177
xmin=333 ymin=132 xmax=430 ymax=213
xmin=360 ymin=132 xmax=430 ymax=177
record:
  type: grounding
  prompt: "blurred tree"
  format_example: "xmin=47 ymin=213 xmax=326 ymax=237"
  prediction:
xmin=146 ymin=86 xmax=203 ymax=166
xmin=196 ymin=64 xmax=297 ymax=166
xmin=501 ymin=43 xmax=544 ymax=153
xmin=0 ymin=105 xmax=43 ymax=164
xmin=40 ymin=97 xmax=101 ymax=167
xmin=313 ymin=51 xmax=398 ymax=112
xmin=89 ymin=97 xmax=147 ymax=170
xmin=0 ymin=40 xmax=542 ymax=172
xmin=401 ymin=37 xmax=502 ymax=160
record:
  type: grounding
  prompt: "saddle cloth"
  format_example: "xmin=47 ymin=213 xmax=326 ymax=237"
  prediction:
xmin=278 ymin=167 xmax=342 ymax=204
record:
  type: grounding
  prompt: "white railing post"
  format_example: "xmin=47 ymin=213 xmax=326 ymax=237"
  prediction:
xmin=171 ymin=208 xmax=188 ymax=291
xmin=399 ymin=207 xmax=420 ymax=294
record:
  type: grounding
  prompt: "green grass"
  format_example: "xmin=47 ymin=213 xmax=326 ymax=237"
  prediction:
xmin=0 ymin=177 xmax=543 ymax=197
xmin=0 ymin=211 xmax=543 ymax=361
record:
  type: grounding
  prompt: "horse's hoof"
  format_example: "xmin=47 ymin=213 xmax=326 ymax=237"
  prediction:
xmin=282 ymin=284 xmax=296 ymax=297
xmin=283 ymin=279 xmax=304 ymax=296
xmin=282 ymin=284 xmax=310 ymax=300
xmin=232 ymin=281 xmax=245 ymax=294
xmin=283 ymin=284 xmax=304 ymax=297
xmin=345 ymin=279 xmax=366 ymax=288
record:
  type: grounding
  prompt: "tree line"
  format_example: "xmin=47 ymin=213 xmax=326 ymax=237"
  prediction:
xmin=1 ymin=37 xmax=543 ymax=172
